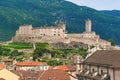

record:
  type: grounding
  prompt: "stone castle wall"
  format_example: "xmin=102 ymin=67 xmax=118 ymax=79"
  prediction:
xmin=12 ymin=20 xmax=111 ymax=48
xmin=13 ymin=23 xmax=69 ymax=43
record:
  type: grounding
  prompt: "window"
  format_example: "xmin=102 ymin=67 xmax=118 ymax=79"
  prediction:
xmin=101 ymin=70 xmax=103 ymax=74
xmin=92 ymin=68 xmax=95 ymax=73
xmin=44 ymin=66 xmax=48 ymax=70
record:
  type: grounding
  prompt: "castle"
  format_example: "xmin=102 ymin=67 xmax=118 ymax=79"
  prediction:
xmin=12 ymin=22 xmax=68 ymax=43
xmin=12 ymin=19 xmax=111 ymax=48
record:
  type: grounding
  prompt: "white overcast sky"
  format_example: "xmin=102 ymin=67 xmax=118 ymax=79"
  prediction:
xmin=66 ymin=0 xmax=120 ymax=10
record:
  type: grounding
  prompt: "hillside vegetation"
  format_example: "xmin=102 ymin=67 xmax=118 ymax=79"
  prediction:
xmin=0 ymin=42 xmax=87 ymax=65
xmin=0 ymin=0 xmax=120 ymax=44
xmin=102 ymin=10 xmax=120 ymax=17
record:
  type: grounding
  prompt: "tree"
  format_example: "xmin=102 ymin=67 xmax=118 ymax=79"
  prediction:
xmin=0 ymin=45 xmax=3 ymax=56
xmin=0 ymin=45 xmax=11 ymax=56
xmin=10 ymin=50 xmax=19 ymax=57
xmin=108 ymin=39 xmax=115 ymax=46
xmin=10 ymin=50 xmax=24 ymax=59
xmin=47 ymin=60 xmax=62 ymax=66
xmin=34 ymin=49 xmax=43 ymax=57
xmin=33 ymin=52 xmax=39 ymax=61
xmin=34 ymin=48 xmax=50 ymax=57
xmin=33 ymin=48 xmax=50 ymax=61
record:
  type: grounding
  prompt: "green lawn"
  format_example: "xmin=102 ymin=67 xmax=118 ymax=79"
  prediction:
xmin=3 ymin=42 xmax=33 ymax=49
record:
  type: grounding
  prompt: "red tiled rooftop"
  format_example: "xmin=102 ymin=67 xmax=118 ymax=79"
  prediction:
xmin=16 ymin=62 xmax=46 ymax=66
xmin=0 ymin=64 xmax=4 ymax=70
xmin=13 ymin=69 xmax=70 ymax=80
xmin=0 ymin=78 xmax=5 ymax=80
xmin=48 ymin=66 xmax=54 ymax=69
xmin=38 ymin=69 xmax=70 ymax=80
xmin=12 ymin=70 xmax=40 ymax=79
xmin=54 ymin=65 xmax=69 ymax=71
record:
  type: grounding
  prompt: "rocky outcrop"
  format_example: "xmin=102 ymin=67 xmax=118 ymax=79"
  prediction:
xmin=52 ymin=41 xmax=88 ymax=49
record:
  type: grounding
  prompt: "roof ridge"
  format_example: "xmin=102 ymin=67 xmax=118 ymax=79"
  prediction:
xmin=38 ymin=71 xmax=46 ymax=80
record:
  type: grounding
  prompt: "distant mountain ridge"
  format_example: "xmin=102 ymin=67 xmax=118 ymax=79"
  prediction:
xmin=101 ymin=10 xmax=120 ymax=17
xmin=0 ymin=0 xmax=120 ymax=44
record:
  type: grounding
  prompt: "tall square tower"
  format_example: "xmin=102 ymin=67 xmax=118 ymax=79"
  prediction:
xmin=85 ymin=19 xmax=92 ymax=32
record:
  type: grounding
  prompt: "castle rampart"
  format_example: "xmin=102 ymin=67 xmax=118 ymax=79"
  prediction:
xmin=12 ymin=20 xmax=111 ymax=48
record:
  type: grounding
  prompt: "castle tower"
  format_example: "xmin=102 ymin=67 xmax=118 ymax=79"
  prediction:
xmin=85 ymin=19 xmax=92 ymax=32
xmin=58 ymin=22 xmax=66 ymax=30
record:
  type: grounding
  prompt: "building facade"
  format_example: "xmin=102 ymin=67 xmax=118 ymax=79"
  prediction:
xmin=12 ymin=19 xmax=111 ymax=48
xmin=16 ymin=62 xmax=49 ymax=71
xmin=77 ymin=50 xmax=120 ymax=80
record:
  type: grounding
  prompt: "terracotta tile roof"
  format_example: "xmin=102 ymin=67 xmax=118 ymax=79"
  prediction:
xmin=54 ymin=65 xmax=69 ymax=71
xmin=84 ymin=50 xmax=120 ymax=68
xmin=0 ymin=64 xmax=4 ymax=70
xmin=16 ymin=62 xmax=46 ymax=66
xmin=48 ymin=66 xmax=54 ymax=69
xmin=54 ymin=65 xmax=76 ymax=72
xmin=0 ymin=78 xmax=5 ymax=80
xmin=38 ymin=69 xmax=70 ymax=80
xmin=12 ymin=70 xmax=40 ymax=80
xmin=13 ymin=69 xmax=70 ymax=80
